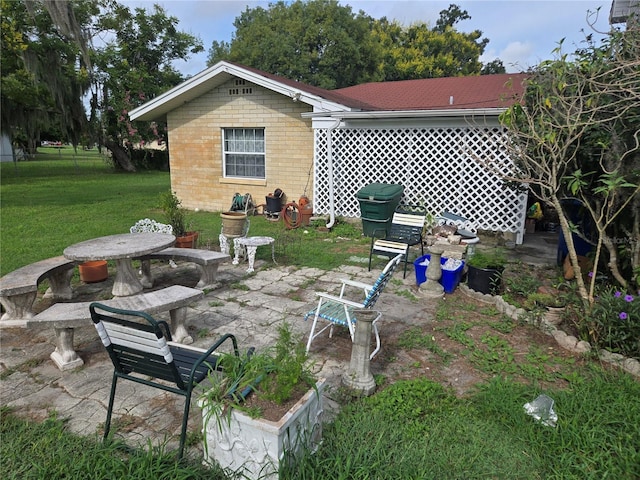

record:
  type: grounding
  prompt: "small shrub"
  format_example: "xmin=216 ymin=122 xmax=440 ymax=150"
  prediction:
xmin=581 ymin=286 xmax=640 ymax=359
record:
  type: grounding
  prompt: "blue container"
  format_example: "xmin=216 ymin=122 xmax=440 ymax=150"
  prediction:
xmin=414 ymin=254 xmax=465 ymax=294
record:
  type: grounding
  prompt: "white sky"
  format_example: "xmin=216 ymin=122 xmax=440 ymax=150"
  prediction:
xmin=122 ymin=0 xmax=616 ymax=77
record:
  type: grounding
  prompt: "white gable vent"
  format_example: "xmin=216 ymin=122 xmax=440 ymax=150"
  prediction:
xmin=229 ymin=78 xmax=253 ymax=96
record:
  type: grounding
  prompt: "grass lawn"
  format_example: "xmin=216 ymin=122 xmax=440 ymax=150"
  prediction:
xmin=1 ymin=155 xmax=639 ymax=479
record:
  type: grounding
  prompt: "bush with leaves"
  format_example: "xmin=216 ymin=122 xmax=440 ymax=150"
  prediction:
xmin=581 ymin=286 xmax=640 ymax=359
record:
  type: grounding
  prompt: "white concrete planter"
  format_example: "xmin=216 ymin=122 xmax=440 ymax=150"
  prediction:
xmin=201 ymin=378 xmax=325 ymax=479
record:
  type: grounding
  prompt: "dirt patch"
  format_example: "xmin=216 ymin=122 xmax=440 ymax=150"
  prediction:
xmin=309 ymin=288 xmax=589 ymax=399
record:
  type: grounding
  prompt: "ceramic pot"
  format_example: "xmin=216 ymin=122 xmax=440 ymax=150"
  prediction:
xmin=185 ymin=231 xmax=199 ymax=248
xmin=78 ymin=260 xmax=108 ymax=283
xmin=221 ymin=212 xmax=247 ymax=236
xmin=545 ymin=306 xmax=565 ymax=325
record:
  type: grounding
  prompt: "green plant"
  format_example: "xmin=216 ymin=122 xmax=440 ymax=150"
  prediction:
xmin=581 ymin=286 xmax=640 ymax=359
xmin=159 ymin=190 xmax=187 ymax=237
xmin=523 ymin=292 xmax=567 ymax=310
xmin=201 ymin=322 xmax=317 ymax=422
xmin=503 ymin=265 xmax=542 ymax=297
xmin=466 ymin=248 xmax=507 ymax=269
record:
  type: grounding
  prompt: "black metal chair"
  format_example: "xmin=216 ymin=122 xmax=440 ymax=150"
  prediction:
xmin=89 ymin=302 xmax=243 ymax=459
xmin=369 ymin=205 xmax=426 ymax=278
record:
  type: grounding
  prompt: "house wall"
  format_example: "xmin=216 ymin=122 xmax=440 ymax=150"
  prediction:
xmin=166 ymin=78 xmax=314 ymax=212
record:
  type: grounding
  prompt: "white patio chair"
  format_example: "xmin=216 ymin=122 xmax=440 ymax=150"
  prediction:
xmin=304 ymin=254 xmax=402 ymax=360
xmin=369 ymin=205 xmax=426 ymax=278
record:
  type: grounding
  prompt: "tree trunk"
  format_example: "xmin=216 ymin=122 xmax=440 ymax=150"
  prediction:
xmin=105 ymin=140 xmax=136 ymax=172
xmin=551 ymin=196 xmax=590 ymax=305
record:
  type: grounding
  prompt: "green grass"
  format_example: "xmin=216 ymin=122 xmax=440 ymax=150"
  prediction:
xmin=284 ymin=368 xmax=640 ymax=479
xmin=2 ymin=156 xmax=639 ymax=479
xmin=0 ymin=155 xmax=371 ymax=276
xmin=0 ymin=408 xmax=223 ymax=479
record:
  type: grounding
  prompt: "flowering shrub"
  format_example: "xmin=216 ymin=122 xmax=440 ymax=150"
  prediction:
xmin=586 ymin=286 xmax=640 ymax=359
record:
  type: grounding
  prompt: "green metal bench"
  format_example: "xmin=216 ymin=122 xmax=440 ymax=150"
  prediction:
xmin=89 ymin=302 xmax=245 ymax=459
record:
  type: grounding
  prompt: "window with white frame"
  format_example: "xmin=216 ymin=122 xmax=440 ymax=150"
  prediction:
xmin=223 ymin=128 xmax=265 ymax=179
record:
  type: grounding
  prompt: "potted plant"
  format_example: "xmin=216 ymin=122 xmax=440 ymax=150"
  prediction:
xmin=200 ymin=322 xmax=324 ymax=479
xmin=466 ymin=248 xmax=507 ymax=295
xmin=159 ymin=190 xmax=195 ymax=248
xmin=524 ymin=291 xmax=567 ymax=325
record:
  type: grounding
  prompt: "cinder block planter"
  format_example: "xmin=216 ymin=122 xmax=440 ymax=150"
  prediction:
xmin=201 ymin=379 xmax=325 ymax=479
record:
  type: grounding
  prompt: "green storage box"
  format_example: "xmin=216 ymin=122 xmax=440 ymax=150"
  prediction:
xmin=356 ymin=183 xmax=404 ymax=237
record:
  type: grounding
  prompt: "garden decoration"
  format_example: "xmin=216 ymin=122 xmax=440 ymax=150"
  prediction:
xmin=418 ymin=246 xmax=445 ymax=298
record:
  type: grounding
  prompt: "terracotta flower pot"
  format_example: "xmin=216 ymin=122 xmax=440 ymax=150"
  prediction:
xmin=78 ymin=260 xmax=108 ymax=283
xmin=175 ymin=233 xmax=196 ymax=248
xmin=185 ymin=231 xmax=199 ymax=248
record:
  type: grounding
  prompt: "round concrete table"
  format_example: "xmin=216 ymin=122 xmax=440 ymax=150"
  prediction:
xmin=232 ymin=236 xmax=276 ymax=273
xmin=64 ymin=233 xmax=175 ymax=296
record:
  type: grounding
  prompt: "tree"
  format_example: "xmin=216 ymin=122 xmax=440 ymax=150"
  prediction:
xmin=470 ymin=23 xmax=640 ymax=304
xmin=208 ymin=0 xmax=381 ymax=89
xmin=481 ymin=59 xmax=506 ymax=75
xmin=91 ymin=2 xmax=203 ymax=170
xmin=3 ymin=0 xmax=203 ymax=171
xmin=373 ymin=17 xmax=488 ymax=80
xmin=208 ymin=1 xmax=502 ymax=86
xmin=0 ymin=0 xmax=93 ymax=154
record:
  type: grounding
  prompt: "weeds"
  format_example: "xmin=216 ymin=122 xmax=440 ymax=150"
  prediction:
xmin=397 ymin=327 xmax=453 ymax=363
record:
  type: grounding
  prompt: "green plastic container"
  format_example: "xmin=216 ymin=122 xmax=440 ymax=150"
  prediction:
xmin=356 ymin=183 xmax=404 ymax=237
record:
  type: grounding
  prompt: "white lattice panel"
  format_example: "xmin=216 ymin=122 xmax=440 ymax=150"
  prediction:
xmin=313 ymin=127 xmax=527 ymax=240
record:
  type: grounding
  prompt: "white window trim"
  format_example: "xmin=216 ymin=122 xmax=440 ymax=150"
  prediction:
xmin=222 ymin=127 xmax=266 ymax=180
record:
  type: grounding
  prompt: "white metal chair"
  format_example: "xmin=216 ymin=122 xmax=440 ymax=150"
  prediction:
xmin=304 ymin=254 xmax=402 ymax=359
xmin=369 ymin=206 xmax=426 ymax=278
xmin=130 ymin=219 xmax=176 ymax=286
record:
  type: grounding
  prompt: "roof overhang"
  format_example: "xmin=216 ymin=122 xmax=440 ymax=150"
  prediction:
xmin=303 ymin=107 xmax=506 ymax=120
xmin=129 ymin=61 xmax=351 ymax=122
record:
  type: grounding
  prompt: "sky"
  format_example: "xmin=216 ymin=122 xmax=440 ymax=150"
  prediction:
xmin=122 ymin=0 xmax=616 ymax=77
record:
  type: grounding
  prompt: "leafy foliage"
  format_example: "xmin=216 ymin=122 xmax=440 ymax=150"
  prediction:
xmin=208 ymin=1 xmax=501 ymax=86
xmin=580 ymin=286 xmax=640 ymax=359
xmin=478 ymin=22 xmax=640 ymax=303
xmin=209 ymin=0 xmax=381 ymax=89
xmin=2 ymin=1 xmax=203 ymax=171
xmin=201 ymin=322 xmax=316 ymax=420
xmin=159 ymin=190 xmax=187 ymax=236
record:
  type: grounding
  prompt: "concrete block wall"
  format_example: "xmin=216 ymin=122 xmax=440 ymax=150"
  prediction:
xmin=167 ymin=77 xmax=315 ymax=213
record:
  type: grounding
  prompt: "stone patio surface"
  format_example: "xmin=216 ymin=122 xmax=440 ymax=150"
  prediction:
xmin=0 ymin=231 xmax=558 ymax=459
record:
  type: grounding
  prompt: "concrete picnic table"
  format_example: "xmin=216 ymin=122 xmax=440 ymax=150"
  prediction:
xmin=64 ymin=233 xmax=175 ymax=297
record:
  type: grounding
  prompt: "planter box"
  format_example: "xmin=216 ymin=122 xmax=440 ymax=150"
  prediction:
xmin=414 ymin=254 xmax=465 ymax=294
xmin=201 ymin=379 xmax=325 ymax=479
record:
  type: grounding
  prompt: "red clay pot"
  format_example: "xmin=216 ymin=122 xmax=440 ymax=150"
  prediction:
xmin=78 ymin=260 xmax=108 ymax=283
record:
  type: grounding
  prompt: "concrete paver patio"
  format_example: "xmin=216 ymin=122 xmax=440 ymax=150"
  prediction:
xmin=0 ymin=232 xmax=558 ymax=458
xmin=0 ymin=258 xmax=426 ymax=456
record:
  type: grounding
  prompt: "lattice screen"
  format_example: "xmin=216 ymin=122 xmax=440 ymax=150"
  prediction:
xmin=313 ymin=126 xmax=527 ymax=241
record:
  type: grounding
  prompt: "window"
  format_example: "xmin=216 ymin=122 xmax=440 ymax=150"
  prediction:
xmin=223 ymin=128 xmax=265 ymax=179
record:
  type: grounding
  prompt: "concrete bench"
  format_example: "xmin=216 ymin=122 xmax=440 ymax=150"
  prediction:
xmin=136 ymin=248 xmax=230 ymax=290
xmin=29 ymin=285 xmax=204 ymax=371
xmin=0 ymin=256 xmax=75 ymax=327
